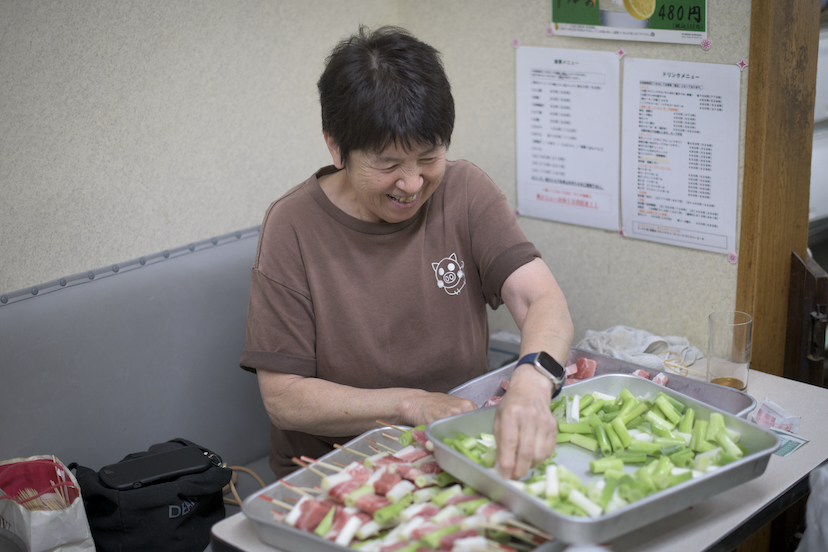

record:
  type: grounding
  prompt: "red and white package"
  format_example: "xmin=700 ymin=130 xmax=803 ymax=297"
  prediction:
xmin=754 ymin=398 xmax=801 ymax=434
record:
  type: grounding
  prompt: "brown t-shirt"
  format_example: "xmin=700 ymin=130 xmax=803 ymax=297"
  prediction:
xmin=240 ymin=160 xmax=540 ymax=478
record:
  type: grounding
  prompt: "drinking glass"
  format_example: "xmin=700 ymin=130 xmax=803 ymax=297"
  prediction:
xmin=707 ymin=311 xmax=752 ymax=390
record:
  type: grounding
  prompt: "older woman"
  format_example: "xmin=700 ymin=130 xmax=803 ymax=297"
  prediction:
xmin=240 ymin=26 xmax=573 ymax=480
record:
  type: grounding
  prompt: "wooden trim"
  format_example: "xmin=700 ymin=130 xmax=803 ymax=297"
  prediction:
xmin=736 ymin=0 xmax=820 ymax=376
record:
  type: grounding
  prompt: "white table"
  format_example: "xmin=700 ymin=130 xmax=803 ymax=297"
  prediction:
xmin=210 ymin=370 xmax=828 ymax=552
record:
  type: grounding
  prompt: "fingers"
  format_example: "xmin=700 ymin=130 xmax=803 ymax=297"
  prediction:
xmin=494 ymin=393 xmax=558 ymax=480
xmin=406 ymin=392 xmax=478 ymax=427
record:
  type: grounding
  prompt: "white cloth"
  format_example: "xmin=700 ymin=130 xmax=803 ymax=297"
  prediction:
xmin=576 ymin=325 xmax=704 ymax=371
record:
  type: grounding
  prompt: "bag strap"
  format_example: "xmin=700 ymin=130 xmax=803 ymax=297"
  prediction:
xmin=222 ymin=466 xmax=267 ymax=507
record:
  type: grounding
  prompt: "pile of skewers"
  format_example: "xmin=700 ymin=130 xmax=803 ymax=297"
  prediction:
xmin=0 ymin=455 xmax=78 ymax=511
xmin=258 ymin=422 xmax=554 ymax=552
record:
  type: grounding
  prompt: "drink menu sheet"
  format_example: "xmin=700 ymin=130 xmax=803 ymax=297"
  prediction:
xmin=620 ymin=58 xmax=740 ymax=253
xmin=516 ymin=47 xmax=621 ymax=231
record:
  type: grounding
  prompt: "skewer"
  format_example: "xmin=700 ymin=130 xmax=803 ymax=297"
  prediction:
xmin=503 ymin=518 xmax=554 ymax=541
xmin=478 ymin=523 xmax=536 ymax=545
xmin=280 ymin=480 xmax=315 ymax=499
xmin=364 ymin=438 xmax=397 ymax=454
xmin=258 ymin=494 xmax=294 ymax=510
xmin=333 ymin=444 xmax=369 ymax=458
xmin=291 ymin=457 xmax=328 ymax=479
xmin=299 ymin=456 xmax=343 ymax=472
xmin=376 ymin=419 xmax=407 ymax=432
xmin=381 ymin=432 xmax=400 ymax=442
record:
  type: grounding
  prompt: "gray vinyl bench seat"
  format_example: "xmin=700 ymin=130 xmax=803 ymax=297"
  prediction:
xmin=0 ymin=227 xmax=277 ymax=534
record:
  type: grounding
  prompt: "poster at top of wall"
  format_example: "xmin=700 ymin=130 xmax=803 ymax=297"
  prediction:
xmin=551 ymin=0 xmax=707 ymax=45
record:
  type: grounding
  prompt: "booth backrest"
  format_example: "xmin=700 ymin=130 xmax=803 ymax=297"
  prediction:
xmin=0 ymin=227 xmax=270 ymax=471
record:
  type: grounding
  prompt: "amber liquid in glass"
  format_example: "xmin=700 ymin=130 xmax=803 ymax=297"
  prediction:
xmin=710 ymin=376 xmax=745 ymax=390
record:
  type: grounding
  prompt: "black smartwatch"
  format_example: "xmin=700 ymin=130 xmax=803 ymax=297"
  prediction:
xmin=516 ymin=351 xmax=566 ymax=398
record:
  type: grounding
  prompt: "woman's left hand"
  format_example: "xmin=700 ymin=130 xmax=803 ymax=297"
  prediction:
xmin=492 ymin=364 xmax=558 ymax=479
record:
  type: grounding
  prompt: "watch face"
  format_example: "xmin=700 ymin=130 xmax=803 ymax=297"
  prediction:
xmin=536 ymin=351 xmax=566 ymax=381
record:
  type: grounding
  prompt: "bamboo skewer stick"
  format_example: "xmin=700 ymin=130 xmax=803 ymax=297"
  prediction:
xmin=333 ymin=444 xmax=369 ymax=458
xmin=290 ymin=458 xmax=328 ymax=480
xmin=364 ymin=438 xmax=397 ymax=454
xmin=381 ymin=432 xmax=400 ymax=442
xmin=376 ymin=420 xmax=407 ymax=432
xmin=299 ymin=456 xmax=343 ymax=472
xmin=280 ymin=479 xmax=315 ymax=499
xmin=258 ymin=494 xmax=293 ymax=511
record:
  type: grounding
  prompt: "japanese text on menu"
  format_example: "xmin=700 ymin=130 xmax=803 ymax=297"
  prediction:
xmin=620 ymin=58 xmax=740 ymax=253
xmin=516 ymin=47 xmax=621 ymax=231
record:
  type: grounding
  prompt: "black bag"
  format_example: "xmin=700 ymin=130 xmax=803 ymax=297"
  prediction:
xmin=69 ymin=439 xmax=232 ymax=552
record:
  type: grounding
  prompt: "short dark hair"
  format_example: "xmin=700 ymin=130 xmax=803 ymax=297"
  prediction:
xmin=317 ymin=26 xmax=455 ymax=164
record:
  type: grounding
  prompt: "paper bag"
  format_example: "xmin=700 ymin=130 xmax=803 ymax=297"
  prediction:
xmin=0 ymin=456 xmax=95 ymax=552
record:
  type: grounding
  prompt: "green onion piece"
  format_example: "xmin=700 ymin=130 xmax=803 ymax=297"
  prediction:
xmin=599 ymin=478 xmax=619 ymax=510
xmin=457 ymin=497 xmax=490 ymax=516
xmin=604 ymin=422 xmax=623 ymax=452
xmin=627 ymin=439 xmax=662 ymax=456
xmin=678 ymin=408 xmax=696 ymax=434
xmin=436 ymin=472 xmax=457 ymax=487
xmin=655 ymin=396 xmax=681 ymax=425
xmin=668 ymin=448 xmax=696 ymax=468
xmin=593 ymin=424 xmax=613 ymax=457
xmin=558 ymin=422 xmax=592 ymax=434
xmin=570 ymin=433 xmax=599 ymax=453
xmin=705 ymin=413 xmax=726 ymax=443
xmin=714 ymin=428 xmax=743 ymax=459
xmin=557 ymin=433 xmax=572 ymax=444
xmin=667 ymin=470 xmax=693 ymax=487
xmin=432 ymin=485 xmax=463 ymax=507
xmin=345 ymin=484 xmax=376 ymax=508
xmin=313 ymin=505 xmax=336 ymax=537
xmin=590 ymin=457 xmax=624 ymax=474
xmin=419 ymin=524 xmax=460 ymax=549
xmin=398 ymin=425 xmax=426 ymax=447
xmin=373 ymin=494 xmax=413 ymax=524
xmin=581 ymin=398 xmax=606 ymax=417
xmin=611 ymin=416 xmax=632 ymax=448
xmin=579 ymin=394 xmax=595 ymax=411
xmin=645 ymin=410 xmax=676 ymax=432
xmin=620 ymin=403 xmax=648 ymax=426
xmin=689 ymin=420 xmax=708 ymax=452
xmin=479 ymin=447 xmax=497 ymax=469
xmin=611 ymin=452 xmax=648 ymax=464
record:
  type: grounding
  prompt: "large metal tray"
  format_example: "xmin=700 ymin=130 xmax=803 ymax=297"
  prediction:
xmin=242 ymin=428 xmax=565 ymax=552
xmin=429 ymin=374 xmax=780 ymax=545
xmin=451 ymin=348 xmax=757 ymax=419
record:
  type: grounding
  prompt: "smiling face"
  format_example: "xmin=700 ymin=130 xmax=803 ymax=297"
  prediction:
xmin=324 ymin=134 xmax=447 ymax=224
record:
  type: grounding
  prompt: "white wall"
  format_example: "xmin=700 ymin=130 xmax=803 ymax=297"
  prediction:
xmin=0 ymin=0 xmax=753 ymax=349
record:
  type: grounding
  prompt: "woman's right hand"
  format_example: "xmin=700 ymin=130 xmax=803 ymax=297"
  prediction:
xmin=401 ymin=390 xmax=478 ymax=427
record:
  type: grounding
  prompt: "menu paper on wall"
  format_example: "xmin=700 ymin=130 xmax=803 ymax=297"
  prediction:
xmin=516 ymin=47 xmax=620 ymax=231
xmin=620 ymin=58 xmax=740 ymax=253
xmin=551 ymin=0 xmax=707 ymax=45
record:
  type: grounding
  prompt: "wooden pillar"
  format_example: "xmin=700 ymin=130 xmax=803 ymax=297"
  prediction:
xmin=736 ymin=0 xmax=820 ymax=376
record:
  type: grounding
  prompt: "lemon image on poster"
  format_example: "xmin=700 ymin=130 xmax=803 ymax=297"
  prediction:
xmin=600 ymin=0 xmax=653 ymax=28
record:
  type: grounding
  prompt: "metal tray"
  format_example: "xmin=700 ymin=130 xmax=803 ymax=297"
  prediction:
xmin=429 ymin=374 xmax=780 ymax=545
xmin=242 ymin=428 xmax=565 ymax=552
xmin=451 ymin=348 xmax=757 ymax=419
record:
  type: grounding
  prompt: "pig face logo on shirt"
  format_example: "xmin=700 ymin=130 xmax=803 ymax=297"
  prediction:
xmin=431 ymin=253 xmax=465 ymax=296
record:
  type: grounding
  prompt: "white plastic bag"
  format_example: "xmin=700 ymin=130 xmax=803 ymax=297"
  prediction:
xmin=796 ymin=463 xmax=828 ymax=552
xmin=0 ymin=455 xmax=95 ymax=552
